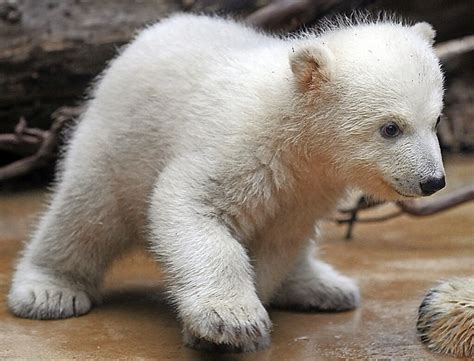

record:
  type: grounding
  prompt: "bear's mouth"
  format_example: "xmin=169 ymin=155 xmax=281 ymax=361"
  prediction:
xmin=379 ymin=176 xmax=419 ymax=199
xmin=393 ymin=188 xmax=418 ymax=198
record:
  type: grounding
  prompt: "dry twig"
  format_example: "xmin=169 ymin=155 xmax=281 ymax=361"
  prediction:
xmin=397 ymin=185 xmax=474 ymax=216
xmin=436 ymin=35 xmax=474 ymax=63
xmin=0 ymin=106 xmax=82 ymax=182
xmin=0 ymin=117 xmax=44 ymax=156
xmin=335 ymin=185 xmax=474 ymax=239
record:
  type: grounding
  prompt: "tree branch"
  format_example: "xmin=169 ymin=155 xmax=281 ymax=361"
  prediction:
xmin=397 ymin=185 xmax=474 ymax=216
xmin=335 ymin=186 xmax=474 ymax=239
xmin=0 ymin=106 xmax=81 ymax=182
xmin=0 ymin=117 xmax=45 ymax=156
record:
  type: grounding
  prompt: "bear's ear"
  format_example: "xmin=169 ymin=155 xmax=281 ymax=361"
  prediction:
xmin=411 ymin=22 xmax=436 ymax=45
xmin=289 ymin=42 xmax=334 ymax=92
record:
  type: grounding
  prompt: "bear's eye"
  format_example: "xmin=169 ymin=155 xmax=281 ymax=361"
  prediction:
xmin=380 ymin=122 xmax=401 ymax=138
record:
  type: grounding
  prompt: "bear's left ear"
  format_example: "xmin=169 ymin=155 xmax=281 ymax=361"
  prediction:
xmin=289 ymin=42 xmax=334 ymax=92
xmin=411 ymin=22 xmax=436 ymax=45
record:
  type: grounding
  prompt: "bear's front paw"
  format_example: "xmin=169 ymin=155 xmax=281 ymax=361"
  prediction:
xmin=8 ymin=277 xmax=93 ymax=319
xmin=181 ymin=297 xmax=272 ymax=352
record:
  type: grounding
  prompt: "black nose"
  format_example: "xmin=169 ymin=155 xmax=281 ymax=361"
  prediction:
xmin=420 ymin=176 xmax=446 ymax=196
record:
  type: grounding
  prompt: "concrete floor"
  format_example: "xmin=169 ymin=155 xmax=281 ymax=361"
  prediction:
xmin=0 ymin=155 xmax=473 ymax=360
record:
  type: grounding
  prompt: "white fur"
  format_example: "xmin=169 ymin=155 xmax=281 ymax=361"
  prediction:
xmin=8 ymin=14 xmax=445 ymax=352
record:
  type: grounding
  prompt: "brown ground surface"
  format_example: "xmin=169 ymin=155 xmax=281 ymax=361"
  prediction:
xmin=0 ymin=155 xmax=473 ymax=360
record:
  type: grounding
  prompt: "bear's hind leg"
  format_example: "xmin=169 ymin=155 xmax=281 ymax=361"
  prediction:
xmin=8 ymin=177 xmax=131 ymax=320
xmin=271 ymin=243 xmax=360 ymax=312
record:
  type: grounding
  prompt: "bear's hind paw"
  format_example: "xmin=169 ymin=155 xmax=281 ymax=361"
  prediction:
xmin=8 ymin=278 xmax=93 ymax=320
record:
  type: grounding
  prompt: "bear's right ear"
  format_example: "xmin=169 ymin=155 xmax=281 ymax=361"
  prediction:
xmin=411 ymin=22 xmax=436 ymax=45
xmin=289 ymin=43 xmax=334 ymax=92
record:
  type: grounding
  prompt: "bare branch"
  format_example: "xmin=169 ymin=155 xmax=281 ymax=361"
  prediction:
xmin=334 ymin=186 xmax=474 ymax=239
xmin=338 ymin=196 xmax=383 ymax=214
xmin=335 ymin=210 xmax=403 ymax=224
xmin=397 ymin=185 xmax=474 ymax=216
xmin=0 ymin=106 xmax=82 ymax=182
xmin=0 ymin=133 xmax=43 ymax=156
xmin=435 ymin=35 xmax=474 ymax=62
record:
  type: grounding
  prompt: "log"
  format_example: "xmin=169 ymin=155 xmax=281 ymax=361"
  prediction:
xmin=0 ymin=0 xmax=372 ymax=132
xmin=436 ymin=36 xmax=474 ymax=152
xmin=0 ymin=0 xmax=182 ymax=132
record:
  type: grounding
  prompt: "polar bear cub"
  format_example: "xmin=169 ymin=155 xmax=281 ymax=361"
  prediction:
xmin=9 ymin=14 xmax=445 ymax=352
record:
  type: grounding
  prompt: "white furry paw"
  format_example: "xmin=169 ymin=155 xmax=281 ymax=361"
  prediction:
xmin=417 ymin=278 xmax=474 ymax=358
xmin=272 ymin=260 xmax=360 ymax=312
xmin=183 ymin=328 xmax=270 ymax=353
xmin=181 ymin=298 xmax=272 ymax=352
xmin=8 ymin=277 xmax=93 ymax=319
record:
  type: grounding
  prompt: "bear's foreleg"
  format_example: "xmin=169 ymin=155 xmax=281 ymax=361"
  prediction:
xmin=149 ymin=161 xmax=272 ymax=352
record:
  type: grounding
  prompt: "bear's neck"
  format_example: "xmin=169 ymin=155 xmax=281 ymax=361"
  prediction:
xmin=222 ymin=68 xmax=348 ymax=243
xmin=243 ymin=96 xmax=348 ymax=228
xmin=232 ymin=136 xmax=346 ymax=248
xmin=280 ymin=140 xmax=347 ymax=215
xmin=256 ymin=78 xmax=347 ymax=210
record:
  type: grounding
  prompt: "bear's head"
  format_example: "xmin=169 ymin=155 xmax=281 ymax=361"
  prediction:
xmin=290 ymin=20 xmax=445 ymax=201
